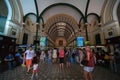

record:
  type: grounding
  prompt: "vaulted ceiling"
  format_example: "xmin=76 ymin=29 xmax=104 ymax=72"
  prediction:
xmin=20 ymin=0 xmax=105 ymax=42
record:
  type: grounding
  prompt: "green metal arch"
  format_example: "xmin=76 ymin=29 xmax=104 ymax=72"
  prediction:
xmin=38 ymin=16 xmax=44 ymax=28
xmin=78 ymin=17 xmax=84 ymax=28
xmin=87 ymin=13 xmax=101 ymax=23
xmin=78 ymin=0 xmax=90 ymax=28
xmin=23 ymin=13 xmax=37 ymax=23
xmin=78 ymin=0 xmax=101 ymax=27
xmin=34 ymin=0 xmax=44 ymax=25
xmin=39 ymin=3 xmax=84 ymax=19
xmin=84 ymin=0 xmax=90 ymax=22
xmin=34 ymin=0 xmax=39 ymax=17
xmin=78 ymin=13 xmax=101 ymax=27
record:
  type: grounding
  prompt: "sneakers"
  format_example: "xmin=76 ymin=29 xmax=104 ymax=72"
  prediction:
xmin=31 ymin=73 xmax=38 ymax=80
xmin=80 ymin=64 xmax=83 ymax=67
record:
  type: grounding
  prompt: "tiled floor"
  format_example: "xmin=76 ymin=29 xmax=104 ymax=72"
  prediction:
xmin=0 ymin=63 xmax=120 ymax=80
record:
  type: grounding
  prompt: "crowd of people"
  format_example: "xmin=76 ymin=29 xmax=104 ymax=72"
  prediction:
xmin=23 ymin=46 xmax=95 ymax=80
xmin=3 ymin=46 xmax=120 ymax=80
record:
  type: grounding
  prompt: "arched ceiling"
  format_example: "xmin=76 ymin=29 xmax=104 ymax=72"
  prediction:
xmin=20 ymin=0 xmax=105 ymax=43
xmin=40 ymin=3 xmax=82 ymax=23
xmin=20 ymin=0 xmax=105 ymax=17
xmin=0 ymin=0 xmax=8 ymax=17
xmin=21 ymin=0 xmax=104 ymax=23
xmin=45 ymin=14 xmax=78 ymax=41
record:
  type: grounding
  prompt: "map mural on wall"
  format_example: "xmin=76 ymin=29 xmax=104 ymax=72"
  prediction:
xmin=0 ymin=16 xmax=6 ymax=33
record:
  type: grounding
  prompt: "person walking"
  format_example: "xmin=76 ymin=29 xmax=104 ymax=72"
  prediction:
xmin=40 ymin=50 xmax=45 ymax=63
xmin=83 ymin=46 xmax=95 ymax=80
xmin=65 ymin=49 xmax=71 ymax=68
xmin=52 ymin=48 xmax=58 ymax=63
xmin=31 ymin=57 xmax=39 ymax=80
xmin=58 ymin=48 xmax=65 ymax=69
xmin=23 ymin=46 xmax=35 ymax=73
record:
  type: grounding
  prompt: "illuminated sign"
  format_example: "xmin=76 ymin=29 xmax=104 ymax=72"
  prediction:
xmin=77 ymin=36 xmax=84 ymax=46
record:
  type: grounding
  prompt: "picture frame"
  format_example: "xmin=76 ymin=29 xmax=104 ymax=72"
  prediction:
xmin=10 ymin=28 xmax=17 ymax=37
xmin=59 ymin=40 xmax=63 ymax=46
xmin=108 ymin=29 xmax=114 ymax=37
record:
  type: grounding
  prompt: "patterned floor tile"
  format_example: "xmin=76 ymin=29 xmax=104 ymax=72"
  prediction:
xmin=0 ymin=63 xmax=120 ymax=80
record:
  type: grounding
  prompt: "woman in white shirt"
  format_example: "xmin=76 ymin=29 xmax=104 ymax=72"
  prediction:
xmin=40 ymin=50 xmax=45 ymax=63
xmin=52 ymin=48 xmax=57 ymax=63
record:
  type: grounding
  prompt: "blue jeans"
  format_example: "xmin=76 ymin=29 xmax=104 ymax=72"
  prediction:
xmin=7 ymin=61 xmax=16 ymax=70
xmin=7 ymin=62 xmax=12 ymax=70
xmin=110 ymin=61 xmax=117 ymax=73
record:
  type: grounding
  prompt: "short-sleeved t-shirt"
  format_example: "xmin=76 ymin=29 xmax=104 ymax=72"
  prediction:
xmin=59 ymin=49 xmax=64 ymax=58
xmin=53 ymin=49 xmax=57 ymax=58
xmin=33 ymin=64 xmax=38 ymax=70
xmin=25 ymin=50 xmax=34 ymax=59
xmin=5 ymin=55 xmax=14 ymax=60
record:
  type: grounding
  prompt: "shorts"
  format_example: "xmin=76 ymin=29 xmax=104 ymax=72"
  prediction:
xmin=83 ymin=66 xmax=94 ymax=72
xmin=33 ymin=69 xmax=38 ymax=72
xmin=59 ymin=58 xmax=64 ymax=63
xmin=25 ymin=59 xmax=32 ymax=66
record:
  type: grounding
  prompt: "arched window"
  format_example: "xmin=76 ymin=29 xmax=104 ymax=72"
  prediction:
xmin=22 ymin=33 xmax=28 ymax=44
xmin=0 ymin=0 xmax=8 ymax=33
xmin=95 ymin=33 xmax=101 ymax=44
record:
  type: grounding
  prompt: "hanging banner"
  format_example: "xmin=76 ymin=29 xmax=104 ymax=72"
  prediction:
xmin=40 ymin=36 xmax=46 ymax=46
xmin=77 ymin=36 xmax=84 ymax=46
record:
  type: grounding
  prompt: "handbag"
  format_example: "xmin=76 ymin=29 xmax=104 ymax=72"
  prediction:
xmin=81 ymin=60 xmax=88 ymax=66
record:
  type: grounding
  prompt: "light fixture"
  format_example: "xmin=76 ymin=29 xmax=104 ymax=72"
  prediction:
xmin=56 ymin=22 xmax=66 ymax=26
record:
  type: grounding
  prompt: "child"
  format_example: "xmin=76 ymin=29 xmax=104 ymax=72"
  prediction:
xmin=31 ymin=57 xmax=39 ymax=80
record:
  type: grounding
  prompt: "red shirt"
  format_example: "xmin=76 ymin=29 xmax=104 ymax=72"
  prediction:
xmin=87 ymin=51 xmax=95 ymax=67
xmin=59 ymin=49 xmax=64 ymax=58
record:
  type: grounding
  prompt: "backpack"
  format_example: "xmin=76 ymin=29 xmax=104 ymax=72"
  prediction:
xmin=81 ymin=50 xmax=96 ymax=66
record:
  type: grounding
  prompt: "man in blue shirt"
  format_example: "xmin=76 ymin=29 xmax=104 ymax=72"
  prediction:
xmin=4 ymin=53 xmax=15 ymax=70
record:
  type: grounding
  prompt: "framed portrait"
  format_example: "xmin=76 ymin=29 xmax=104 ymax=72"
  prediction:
xmin=59 ymin=40 xmax=63 ymax=46
xmin=108 ymin=29 xmax=114 ymax=37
